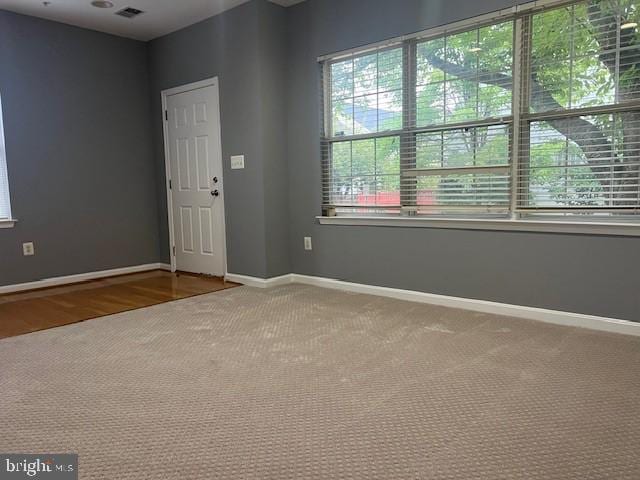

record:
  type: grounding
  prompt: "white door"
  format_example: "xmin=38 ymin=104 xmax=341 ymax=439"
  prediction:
xmin=165 ymin=83 xmax=225 ymax=276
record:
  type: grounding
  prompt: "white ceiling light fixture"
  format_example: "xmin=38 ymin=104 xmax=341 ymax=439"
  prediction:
xmin=91 ymin=0 xmax=114 ymax=8
xmin=621 ymin=22 xmax=638 ymax=30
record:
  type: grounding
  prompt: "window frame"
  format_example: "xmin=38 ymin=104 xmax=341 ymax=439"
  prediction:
xmin=319 ymin=0 xmax=640 ymax=233
xmin=0 ymin=93 xmax=14 ymax=228
xmin=322 ymin=44 xmax=407 ymax=211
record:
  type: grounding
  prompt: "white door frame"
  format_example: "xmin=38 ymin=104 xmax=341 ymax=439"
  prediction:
xmin=161 ymin=77 xmax=228 ymax=277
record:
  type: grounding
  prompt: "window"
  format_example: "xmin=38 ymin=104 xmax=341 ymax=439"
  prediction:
xmin=519 ymin=1 xmax=640 ymax=213
xmin=325 ymin=47 xmax=404 ymax=211
xmin=411 ymin=20 xmax=513 ymax=214
xmin=0 ymin=94 xmax=12 ymax=222
xmin=321 ymin=0 xmax=640 ymax=223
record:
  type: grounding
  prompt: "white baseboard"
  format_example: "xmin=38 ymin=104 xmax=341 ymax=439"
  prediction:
xmin=225 ymin=273 xmax=293 ymax=288
xmin=0 ymin=263 xmax=172 ymax=295
xmin=227 ymin=272 xmax=640 ymax=337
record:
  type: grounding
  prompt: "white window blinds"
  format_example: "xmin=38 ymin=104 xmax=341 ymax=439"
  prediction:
xmin=0 ymin=94 xmax=11 ymax=220
xmin=517 ymin=1 xmax=640 ymax=213
xmin=324 ymin=47 xmax=404 ymax=212
xmin=321 ymin=0 xmax=640 ymax=219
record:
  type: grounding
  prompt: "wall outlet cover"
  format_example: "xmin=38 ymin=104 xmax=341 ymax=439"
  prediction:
xmin=230 ymin=155 xmax=245 ymax=170
xmin=23 ymin=242 xmax=35 ymax=256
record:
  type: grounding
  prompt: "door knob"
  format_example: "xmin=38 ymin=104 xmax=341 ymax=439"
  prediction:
xmin=213 ymin=177 xmax=218 ymax=184
xmin=211 ymin=190 xmax=220 ymax=197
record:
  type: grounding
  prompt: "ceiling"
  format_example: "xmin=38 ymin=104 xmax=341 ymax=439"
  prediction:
xmin=0 ymin=0 xmax=305 ymax=41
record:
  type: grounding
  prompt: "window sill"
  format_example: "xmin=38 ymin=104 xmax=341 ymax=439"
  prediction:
xmin=316 ymin=215 xmax=640 ymax=237
xmin=0 ymin=219 xmax=16 ymax=229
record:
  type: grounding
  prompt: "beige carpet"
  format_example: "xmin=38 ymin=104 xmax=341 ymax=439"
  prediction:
xmin=1 ymin=285 xmax=639 ymax=479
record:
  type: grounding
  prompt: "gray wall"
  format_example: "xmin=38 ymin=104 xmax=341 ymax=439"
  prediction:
xmin=1 ymin=0 xmax=637 ymax=321
xmin=0 ymin=10 xmax=159 ymax=286
xmin=257 ymin=0 xmax=290 ymax=278
xmin=148 ymin=0 xmax=290 ymax=278
xmin=285 ymin=0 xmax=640 ymax=321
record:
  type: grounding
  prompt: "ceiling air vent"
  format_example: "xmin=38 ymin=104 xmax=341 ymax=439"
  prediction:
xmin=115 ymin=7 xmax=144 ymax=19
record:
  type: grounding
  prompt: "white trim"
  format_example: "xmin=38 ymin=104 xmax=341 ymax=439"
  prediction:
xmin=0 ymin=94 xmax=12 ymax=222
xmin=225 ymin=273 xmax=294 ymax=289
xmin=227 ymin=273 xmax=640 ymax=337
xmin=161 ymin=78 xmax=221 ymax=97
xmin=162 ymin=89 xmax=176 ymax=272
xmin=0 ymin=219 xmax=16 ymax=229
xmin=161 ymin=77 xmax=228 ymax=276
xmin=510 ymin=17 xmax=524 ymax=218
xmin=0 ymin=263 xmax=171 ymax=295
xmin=316 ymin=215 xmax=640 ymax=237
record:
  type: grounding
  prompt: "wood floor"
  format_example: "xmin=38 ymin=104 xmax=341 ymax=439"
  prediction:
xmin=0 ymin=270 xmax=239 ymax=339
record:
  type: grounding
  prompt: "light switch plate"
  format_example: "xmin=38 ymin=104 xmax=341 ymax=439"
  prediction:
xmin=304 ymin=237 xmax=312 ymax=251
xmin=231 ymin=155 xmax=245 ymax=170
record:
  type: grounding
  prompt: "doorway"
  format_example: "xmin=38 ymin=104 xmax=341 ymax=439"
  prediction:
xmin=162 ymin=78 xmax=226 ymax=276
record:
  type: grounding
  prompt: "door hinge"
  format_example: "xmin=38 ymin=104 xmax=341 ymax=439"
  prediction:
xmin=164 ymin=110 xmax=168 ymax=121
xmin=169 ymin=179 xmax=172 ymax=190
xmin=172 ymin=245 xmax=176 ymax=256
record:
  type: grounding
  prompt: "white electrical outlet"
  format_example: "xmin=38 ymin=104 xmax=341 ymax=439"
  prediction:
xmin=304 ymin=237 xmax=312 ymax=251
xmin=230 ymin=155 xmax=245 ymax=170
xmin=23 ymin=242 xmax=35 ymax=256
